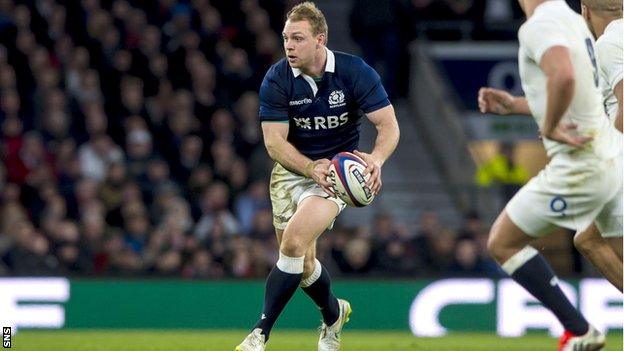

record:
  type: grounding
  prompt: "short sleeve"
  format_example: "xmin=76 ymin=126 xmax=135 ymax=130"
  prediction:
xmin=352 ymin=59 xmax=391 ymax=113
xmin=258 ymin=69 xmax=289 ymax=122
xmin=519 ymin=18 xmax=570 ymax=64
xmin=596 ymin=40 xmax=623 ymax=91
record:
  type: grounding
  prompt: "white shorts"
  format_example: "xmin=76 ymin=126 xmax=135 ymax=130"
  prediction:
xmin=507 ymin=153 xmax=622 ymax=238
xmin=270 ymin=162 xmax=346 ymax=231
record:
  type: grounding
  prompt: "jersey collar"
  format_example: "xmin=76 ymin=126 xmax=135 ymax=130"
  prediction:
xmin=604 ymin=19 xmax=622 ymax=36
xmin=291 ymin=47 xmax=335 ymax=78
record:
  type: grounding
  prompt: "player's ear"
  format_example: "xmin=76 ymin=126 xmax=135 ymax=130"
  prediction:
xmin=581 ymin=4 xmax=588 ymax=19
xmin=317 ymin=33 xmax=325 ymax=47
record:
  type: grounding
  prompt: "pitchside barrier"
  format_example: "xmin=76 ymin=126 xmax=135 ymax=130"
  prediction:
xmin=0 ymin=278 xmax=621 ymax=336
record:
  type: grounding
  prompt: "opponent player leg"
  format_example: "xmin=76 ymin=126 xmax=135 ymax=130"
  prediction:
xmin=251 ymin=196 xmax=339 ymax=342
xmin=606 ymin=237 xmax=623 ymax=260
xmin=574 ymin=224 xmax=623 ymax=291
xmin=487 ymin=210 xmax=590 ymax=336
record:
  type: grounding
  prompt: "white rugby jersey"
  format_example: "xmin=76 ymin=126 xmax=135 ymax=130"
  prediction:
xmin=518 ymin=0 xmax=621 ymax=159
xmin=596 ymin=19 xmax=623 ymax=122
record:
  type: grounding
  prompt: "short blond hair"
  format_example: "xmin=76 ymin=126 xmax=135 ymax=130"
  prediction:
xmin=286 ymin=2 xmax=328 ymax=41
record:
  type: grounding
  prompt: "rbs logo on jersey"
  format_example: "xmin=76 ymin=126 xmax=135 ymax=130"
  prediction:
xmin=294 ymin=112 xmax=349 ymax=130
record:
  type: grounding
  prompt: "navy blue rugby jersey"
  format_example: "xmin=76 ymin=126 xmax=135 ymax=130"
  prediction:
xmin=259 ymin=48 xmax=391 ymax=160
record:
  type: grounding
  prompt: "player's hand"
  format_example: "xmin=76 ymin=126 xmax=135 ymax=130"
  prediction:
xmin=478 ymin=87 xmax=516 ymax=115
xmin=305 ymin=159 xmax=335 ymax=196
xmin=353 ymin=150 xmax=382 ymax=196
xmin=542 ymin=122 xmax=593 ymax=148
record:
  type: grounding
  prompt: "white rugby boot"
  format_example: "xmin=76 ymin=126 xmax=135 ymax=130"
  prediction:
xmin=558 ymin=325 xmax=605 ymax=351
xmin=318 ymin=299 xmax=352 ymax=351
xmin=235 ymin=328 xmax=266 ymax=351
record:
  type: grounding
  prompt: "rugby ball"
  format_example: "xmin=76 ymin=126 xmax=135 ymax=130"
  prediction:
xmin=328 ymin=152 xmax=375 ymax=207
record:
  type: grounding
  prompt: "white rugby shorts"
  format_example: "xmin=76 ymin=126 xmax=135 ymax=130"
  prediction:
xmin=269 ymin=162 xmax=346 ymax=230
xmin=507 ymin=152 xmax=622 ymax=238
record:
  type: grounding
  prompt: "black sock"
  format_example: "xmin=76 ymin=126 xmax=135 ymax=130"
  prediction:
xmin=506 ymin=249 xmax=588 ymax=335
xmin=301 ymin=262 xmax=340 ymax=325
xmin=253 ymin=266 xmax=302 ymax=341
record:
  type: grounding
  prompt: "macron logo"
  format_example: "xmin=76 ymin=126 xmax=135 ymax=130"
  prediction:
xmin=289 ymin=98 xmax=312 ymax=106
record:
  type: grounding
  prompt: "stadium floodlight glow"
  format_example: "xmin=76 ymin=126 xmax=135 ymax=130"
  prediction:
xmin=409 ymin=278 xmax=495 ymax=336
xmin=0 ymin=278 xmax=70 ymax=332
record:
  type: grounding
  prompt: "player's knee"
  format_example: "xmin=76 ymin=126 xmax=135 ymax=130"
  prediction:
xmin=573 ymin=232 xmax=593 ymax=253
xmin=486 ymin=225 xmax=505 ymax=259
xmin=610 ymin=239 xmax=623 ymax=260
xmin=486 ymin=213 xmax=518 ymax=261
xmin=280 ymin=237 xmax=306 ymax=257
xmin=486 ymin=233 xmax=501 ymax=260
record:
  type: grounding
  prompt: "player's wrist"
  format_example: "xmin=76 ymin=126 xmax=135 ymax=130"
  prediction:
xmin=304 ymin=160 xmax=315 ymax=178
xmin=509 ymin=96 xmax=522 ymax=114
xmin=541 ymin=121 xmax=557 ymax=137
xmin=369 ymin=153 xmax=384 ymax=167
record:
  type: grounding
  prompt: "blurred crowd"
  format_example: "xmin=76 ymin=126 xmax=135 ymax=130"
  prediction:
xmin=0 ymin=0 xmax=503 ymax=279
xmin=327 ymin=211 xmax=502 ymax=278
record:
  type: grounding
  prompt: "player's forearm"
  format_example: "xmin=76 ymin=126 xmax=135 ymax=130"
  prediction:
xmin=265 ymin=139 xmax=312 ymax=176
xmin=542 ymin=75 xmax=575 ymax=135
xmin=511 ymin=96 xmax=531 ymax=115
xmin=370 ymin=117 xmax=400 ymax=167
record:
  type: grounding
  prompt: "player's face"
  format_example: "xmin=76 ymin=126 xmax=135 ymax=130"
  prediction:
xmin=282 ymin=20 xmax=323 ymax=69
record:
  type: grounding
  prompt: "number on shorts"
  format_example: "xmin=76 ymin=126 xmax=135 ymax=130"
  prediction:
xmin=550 ymin=196 xmax=567 ymax=217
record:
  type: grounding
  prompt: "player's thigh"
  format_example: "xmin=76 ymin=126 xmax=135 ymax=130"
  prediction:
xmin=573 ymin=223 xmax=601 ymax=251
xmin=605 ymin=237 xmax=623 ymax=260
xmin=488 ymin=209 xmax=536 ymax=262
xmin=280 ymin=196 xmax=340 ymax=256
xmin=275 ymin=229 xmax=283 ymax=245
xmin=574 ymin=222 xmax=622 ymax=260
xmin=270 ymin=163 xmax=306 ymax=232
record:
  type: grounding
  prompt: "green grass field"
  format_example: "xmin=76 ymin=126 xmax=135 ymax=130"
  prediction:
xmin=11 ymin=330 xmax=623 ymax=351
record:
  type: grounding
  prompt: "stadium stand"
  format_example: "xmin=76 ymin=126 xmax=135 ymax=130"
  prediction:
xmin=0 ymin=0 xmax=595 ymax=279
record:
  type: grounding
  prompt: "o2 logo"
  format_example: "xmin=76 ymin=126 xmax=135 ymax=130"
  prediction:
xmin=550 ymin=196 xmax=567 ymax=217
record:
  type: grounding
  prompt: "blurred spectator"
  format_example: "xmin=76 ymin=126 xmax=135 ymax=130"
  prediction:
xmin=4 ymin=131 xmax=54 ymax=185
xmin=334 ymin=236 xmax=376 ymax=275
xmin=4 ymin=220 xmax=59 ymax=275
xmin=194 ymin=182 xmax=240 ymax=241
xmin=427 ymin=228 xmax=457 ymax=272
xmin=448 ymin=236 xmax=487 ymax=275
xmin=78 ymin=134 xmax=124 ymax=181
xmin=350 ymin=0 xmax=409 ymax=99
xmin=475 ymin=142 xmax=529 ymax=203
xmin=457 ymin=210 xmax=485 ymax=238
xmin=182 ymin=249 xmax=225 ymax=279
xmin=235 ymin=179 xmax=270 ymax=235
